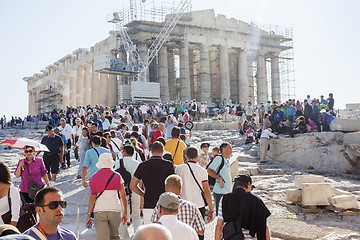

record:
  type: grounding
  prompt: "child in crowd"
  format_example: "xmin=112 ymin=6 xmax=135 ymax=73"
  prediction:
xmin=210 ymin=147 xmax=220 ymax=161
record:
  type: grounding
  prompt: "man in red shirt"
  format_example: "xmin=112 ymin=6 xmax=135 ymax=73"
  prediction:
xmin=151 ymin=123 xmax=165 ymax=143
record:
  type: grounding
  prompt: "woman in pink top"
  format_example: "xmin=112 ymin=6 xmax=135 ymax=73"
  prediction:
xmin=14 ymin=146 xmax=50 ymax=203
xmin=86 ymin=153 xmax=127 ymax=240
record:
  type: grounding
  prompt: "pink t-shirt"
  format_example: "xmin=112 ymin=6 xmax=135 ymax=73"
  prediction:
xmin=16 ymin=158 xmax=47 ymax=193
xmin=89 ymin=168 xmax=124 ymax=212
xmin=89 ymin=168 xmax=122 ymax=195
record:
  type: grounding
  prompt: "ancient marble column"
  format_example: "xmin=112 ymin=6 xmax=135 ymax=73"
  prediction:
xmin=256 ymin=55 xmax=267 ymax=104
xmin=108 ymin=74 xmax=118 ymax=106
xmin=91 ymin=64 xmax=100 ymax=105
xmin=138 ymin=43 xmax=149 ymax=82
xmin=167 ymin=48 xmax=176 ymax=101
xmin=70 ymin=69 xmax=77 ymax=107
xmin=200 ymin=44 xmax=211 ymax=103
xmin=180 ymin=41 xmax=191 ymax=101
xmin=83 ymin=63 xmax=92 ymax=106
xmin=271 ymin=55 xmax=281 ymax=102
xmin=219 ymin=45 xmax=231 ymax=104
xmin=238 ymin=49 xmax=249 ymax=104
xmin=158 ymin=46 xmax=169 ymax=102
xmin=76 ymin=66 xmax=84 ymax=106
xmin=100 ymin=73 xmax=109 ymax=106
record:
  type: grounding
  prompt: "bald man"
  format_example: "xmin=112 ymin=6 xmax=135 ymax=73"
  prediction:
xmin=132 ymin=224 xmax=172 ymax=240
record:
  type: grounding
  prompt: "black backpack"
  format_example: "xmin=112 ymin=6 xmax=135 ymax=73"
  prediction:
xmin=206 ymin=155 xmax=225 ymax=186
xmin=115 ymin=158 xmax=132 ymax=196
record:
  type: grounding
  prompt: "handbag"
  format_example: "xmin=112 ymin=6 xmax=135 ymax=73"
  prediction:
xmin=1 ymin=188 xmax=12 ymax=224
xmin=222 ymin=196 xmax=246 ymax=240
xmin=185 ymin=162 xmax=208 ymax=206
xmin=25 ymin=162 xmax=44 ymax=200
xmin=2 ymin=186 xmax=37 ymax=233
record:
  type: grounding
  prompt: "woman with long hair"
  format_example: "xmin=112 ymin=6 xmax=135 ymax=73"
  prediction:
xmin=0 ymin=162 xmax=20 ymax=226
xmin=14 ymin=146 xmax=50 ymax=203
xmin=76 ymin=127 xmax=91 ymax=179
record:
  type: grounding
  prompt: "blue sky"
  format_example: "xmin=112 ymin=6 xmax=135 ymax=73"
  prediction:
xmin=0 ymin=0 xmax=359 ymax=118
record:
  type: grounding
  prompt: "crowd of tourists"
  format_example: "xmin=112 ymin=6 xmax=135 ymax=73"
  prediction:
xmin=0 ymin=97 xmax=274 ymax=239
xmin=0 ymin=93 xmax=335 ymax=239
xmin=236 ymin=93 xmax=336 ymax=143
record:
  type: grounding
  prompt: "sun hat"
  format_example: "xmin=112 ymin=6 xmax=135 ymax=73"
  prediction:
xmin=96 ymin=153 xmax=115 ymax=169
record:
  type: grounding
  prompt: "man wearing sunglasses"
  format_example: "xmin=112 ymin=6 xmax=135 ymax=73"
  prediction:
xmin=24 ymin=187 xmax=76 ymax=240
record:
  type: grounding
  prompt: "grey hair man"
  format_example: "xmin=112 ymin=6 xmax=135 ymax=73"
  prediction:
xmin=132 ymin=224 xmax=172 ymax=240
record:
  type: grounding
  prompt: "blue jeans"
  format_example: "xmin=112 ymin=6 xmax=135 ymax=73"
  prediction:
xmin=213 ymin=192 xmax=224 ymax=216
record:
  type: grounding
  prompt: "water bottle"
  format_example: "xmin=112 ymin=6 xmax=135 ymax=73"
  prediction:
xmin=86 ymin=222 xmax=92 ymax=229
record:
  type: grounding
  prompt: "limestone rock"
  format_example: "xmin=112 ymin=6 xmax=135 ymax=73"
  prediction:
xmin=329 ymin=119 xmax=360 ymax=132
xmin=267 ymin=132 xmax=355 ymax=173
xmin=343 ymin=132 xmax=360 ymax=145
xmin=286 ymin=189 xmax=302 ymax=204
xmin=230 ymin=158 xmax=239 ymax=181
xmin=328 ymin=195 xmax=359 ymax=210
xmin=332 ymin=188 xmax=353 ymax=196
xmin=294 ymin=175 xmax=324 ymax=189
xmin=302 ymin=183 xmax=333 ymax=206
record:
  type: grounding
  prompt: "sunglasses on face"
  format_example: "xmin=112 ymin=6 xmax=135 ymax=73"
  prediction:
xmin=25 ymin=150 xmax=34 ymax=153
xmin=39 ymin=201 xmax=67 ymax=209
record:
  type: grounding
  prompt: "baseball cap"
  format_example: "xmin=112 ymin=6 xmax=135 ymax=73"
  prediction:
xmin=45 ymin=125 xmax=53 ymax=132
xmin=157 ymin=192 xmax=180 ymax=209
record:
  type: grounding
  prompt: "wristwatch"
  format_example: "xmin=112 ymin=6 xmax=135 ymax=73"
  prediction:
xmin=87 ymin=212 xmax=92 ymax=216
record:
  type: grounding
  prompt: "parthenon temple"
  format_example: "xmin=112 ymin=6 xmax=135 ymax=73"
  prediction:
xmin=24 ymin=9 xmax=294 ymax=115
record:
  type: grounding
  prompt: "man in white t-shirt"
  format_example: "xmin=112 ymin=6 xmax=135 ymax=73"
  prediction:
xmin=140 ymin=104 xmax=148 ymax=120
xmin=175 ymin=147 xmax=214 ymax=220
xmin=58 ymin=118 xmax=73 ymax=169
xmin=200 ymin=102 xmax=207 ymax=121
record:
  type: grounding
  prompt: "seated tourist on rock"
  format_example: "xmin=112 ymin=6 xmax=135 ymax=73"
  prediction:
xmin=245 ymin=127 xmax=255 ymax=144
xmin=290 ymin=116 xmax=307 ymax=138
xmin=273 ymin=106 xmax=284 ymax=133
xmin=277 ymin=122 xmax=291 ymax=135
xmin=262 ymin=113 xmax=271 ymax=130
xmin=24 ymin=187 xmax=77 ymax=240
xmin=310 ymin=101 xmax=322 ymax=132
xmin=321 ymin=109 xmax=336 ymax=131
xmin=215 ymin=175 xmax=271 ymax=240
xmin=308 ymin=119 xmax=318 ymax=132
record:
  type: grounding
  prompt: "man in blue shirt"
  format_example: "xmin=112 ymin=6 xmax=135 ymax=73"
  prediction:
xmin=82 ymin=135 xmax=110 ymax=188
xmin=207 ymin=142 xmax=233 ymax=216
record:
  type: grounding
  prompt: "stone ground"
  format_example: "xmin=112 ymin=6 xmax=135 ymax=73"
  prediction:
xmin=1 ymin=127 xmax=360 ymax=240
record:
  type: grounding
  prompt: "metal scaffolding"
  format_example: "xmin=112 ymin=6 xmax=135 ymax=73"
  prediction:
xmin=251 ymin=22 xmax=295 ymax=104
